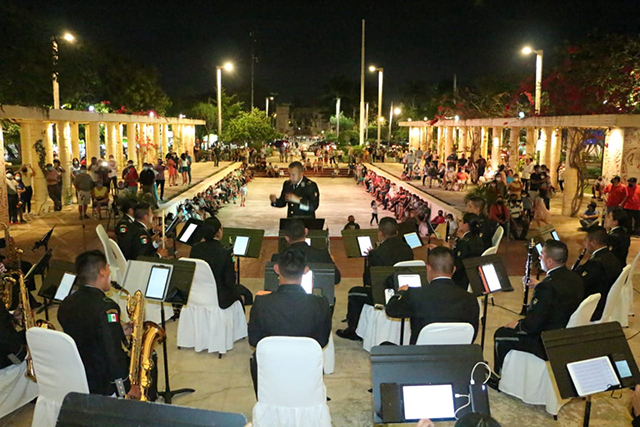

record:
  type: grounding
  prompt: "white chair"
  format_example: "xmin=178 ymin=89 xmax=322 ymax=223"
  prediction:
xmin=323 ymin=334 xmax=335 ymax=375
xmin=26 ymin=328 xmax=89 ymax=427
xmin=567 ymin=294 xmax=601 ymax=327
xmin=252 ymin=337 xmax=331 ymax=427
xmin=416 ymin=322 xmax=474 ymax=345
xmin=394 ymin=260 xmax=427 ymax=267
xmin=598 ymin=265 xmax=631 ymax=326
xmin=482 ymin=246 xmax=498 ymax=256
xmin=176 ymin=258 xmax=247 ymax=354
xmin=491 ymin=226 xmax=504 ymax=248
xmin=0 ymin=361 xmax=39 ymax=419
xmin=624 ymin=251 xmax=640 ymax=317
xmin=95 ymin=225 xmax=124 ymax=285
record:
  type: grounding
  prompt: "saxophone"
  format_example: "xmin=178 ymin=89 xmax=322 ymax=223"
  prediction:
xmin=126 ymin=289 xmax=166 ymax=401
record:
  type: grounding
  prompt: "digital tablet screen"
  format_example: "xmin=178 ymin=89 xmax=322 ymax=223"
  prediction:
xmin=357 ymin=236 xmax=373 ymax=257
xmin=301 ymin=270 xmax=313 ymax=294
xmin=404 ymin=232 xmax=422 ymax=249
xmin=305 ymin=238 xmax=311 ymax=245
xmin=54 ymin=272 xmax=76 ymax=301
xmin=397 ymin=274 xmax=422 ymax=288
xmin=567 ymin=356 xmax=621 ymax=397
xmin=551 ymin=230 xmax=560 ymax=241
xmin=535 ymin=243 xmax=543 ymax=255
xmin=233 ymin=236 xmax=250 ymax=256
xmin=479 ymin=264 xmax=501 ymax=293
xmin=145 ymin=265 xmax=172 ymax=301
xmin=402 ymin=384 xmax=455 ymax=421
xmin=615 ymin=360 xmax=632 ymax=378
xmin=179 ymin=223 xmax=198 ymax=243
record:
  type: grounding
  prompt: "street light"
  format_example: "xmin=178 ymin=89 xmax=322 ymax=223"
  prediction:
xmin=388 ymin=103 xmax=401 ymax=141
xmin=52 ymin=31 xmax=76 ymax=109
xmin=521 ymin=46 xmax=544 ymax=115
xmin=336 ymin=98 xmax=341 ymax=138
xmin=216 ymin=62 xmax=234 ymax=139
xmin=265 ymin=96 xmax=274 ymax=117
xmin=369 ymin=65 xmax=384 ymax=147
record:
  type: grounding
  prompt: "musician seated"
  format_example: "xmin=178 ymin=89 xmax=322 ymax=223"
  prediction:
xmin=605 ymin=207 xmax=631 ymax=267
xmin=0 ymin=303 xmax=27 ymax=369
xmin=492 ymin=240 xmax=584 ymax=386
xmin=385 ymin=246 xmax=479 ymax=344
xmin=576 ymin=226 xmax=622 ymax=321
xmin=58 ymin=250 xmax=141 ymax=399
xmin=448 ymin=213 xmax=485 ymax=290
xmin=128 ymin=202 xmax=168 ymax=260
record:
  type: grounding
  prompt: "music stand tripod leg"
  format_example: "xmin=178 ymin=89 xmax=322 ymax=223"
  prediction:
xmin=480 ymin=294 xmax=489 ymax=351
xmin=583 ymin=395 xmax=592 ymax=427
xmin=157 ymin=302 xmax=194 ymax=404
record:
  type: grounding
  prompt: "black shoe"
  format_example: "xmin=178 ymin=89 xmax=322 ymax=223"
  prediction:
xmin=336 ymin=328 xmax=362 ymax=341
xmin=486 ymin=374 xmax=501 ymax=391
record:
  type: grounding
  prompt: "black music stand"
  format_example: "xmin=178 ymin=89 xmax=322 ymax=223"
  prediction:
xmin=164 ymin=214 xmax=182 ymax=258
xmin=371 ymin=344 xmax=490 ymax=424
xmin=37 ymin=259 xmax=75 ymax=321
xmin=176 ymin=218 xmax=205 ymax=246
xmin=32 ymin=227 xmax=55 ymax=252
xmin=278 ymin=229 xmax=329 ymax=252
xmin=125 ymin=257 xmax=197 ymax=404
xmin=279 ymin=217 xmax=325 ymax=231
xmin=543 ymin=322 xmax=640 ymax=427
xmin=341 ymin=228 xmax=379 ymax=258
xmin=264 ymin=261 xmax=335 ymax=304
xmin=223 ymin=227 xmax=265 ymax=287
xmin=57 ymin=392 xmax=248 ymax=426
xmin=463 ymin=255 xmax=513 ymax=351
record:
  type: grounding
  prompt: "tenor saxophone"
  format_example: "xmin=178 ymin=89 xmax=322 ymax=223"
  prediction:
xmin=126 ymin=289 xmax=166 ymax=401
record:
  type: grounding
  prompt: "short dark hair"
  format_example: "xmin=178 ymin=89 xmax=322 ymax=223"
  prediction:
xmin=288 ymin=161 xmax=303 ymax=171
xmin=379 ymin=217 xmax=398 ymax=238
xmin=202 ymin=216 xmax=222 ymax=240
xmin=285 ymin=219 xmax=306 ymax=241
xmin=462 ymin=212 xmax=481 ymax=234
xmin=609 ymin=207 xmax=629 ymax=229
xmin=612 ymin=176 xmax=621 ymax=183
xmin=543 ymin=239 xmax=569 ymax=264
xmin=586 ymin=226 xmax=608 ymax=246
xmin=75 ymin=250 xmax=107 ymax=285
xmin=467 ymin=196 xmax=486 ymax=213
xmin=427 ymin=246 xmax=455 ymax=274
xmin=277 ymin=248 xmax=306 ymax=279
xmin=133 ymin=202 xmax=151 ymax=220
xmin=122 ymin=198 xmax=137 ymax=215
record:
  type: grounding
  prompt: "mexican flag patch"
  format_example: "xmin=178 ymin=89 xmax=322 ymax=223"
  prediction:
xmin=140 ymin=235 xmax=149 ymax=245
xmin=119 ymin=225 xmax=128 ymax=233
xmin=107 ymin=313 xmax=119 ymax=323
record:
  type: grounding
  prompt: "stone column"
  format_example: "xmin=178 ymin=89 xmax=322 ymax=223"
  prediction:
xmin=173 ymin=124 xmax=182 ymax=154
xmin=480 ymin=127 xmax=489 ymax=159
xmin=507 ymin=128 xmax=519 ymax=171
xmin=31 ymin=122 xmax=49 ymax=213
xmin=425 ymin=126 xmax=434 ymax=151
xmin=444 ymin=126 xmax=453 ymax=158
xmin=115 ymin=124 xmax=125 ymax=170
xmin=562 ymin=128 xmax=579 ymax=216
xmin=86 ymin=122 xmax=101 ymax=161
xmin=491 ymin=127 xmax=502 ymax=170
xmin=602 ymin=127 xmax=624 ymax=182
xmin=70 ymin=123 xmax=80 ymax=161
xmin=549 ymin=128 xmax=562 ymax=186
xmin=525 ymin=127 xmax=536 ymax=158
xmin=540 ymin=127 xmax=552 ymax=167
xmin=57 ymin=122 xmax=73 ymax=204
xmin=409 ymin=126 xmax=420 ymax=150
xmin=460 ymin=127 xmax=468 ymax=155
xmin=126 ymin=123 xmax=138 ymax=165
xmin=45 ymin=123 xmax=54 ymax=163
xmin=435 ymin=127 xmax=443 ymax=158
xmin=0 ymin=123 xmax=9 ymax=223
xmin=20 ymin=123 xmax=33 ymax=168
xmin=162 ymin=124 xmax=169 ymax=158
xmin=106 ymin=123 xmax=117 ymax=160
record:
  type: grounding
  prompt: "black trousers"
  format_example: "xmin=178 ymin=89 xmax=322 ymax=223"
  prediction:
xmin=370 ymin=213 xmax=378 ymax=225
xmin=493 ymin=327 xmax=546 ymax=374
xmin=510 ymin=217 xmax=530 ymax=239
xmin=8 ymin=194 xmax=18 ymax=223
xmin=156 ymin=180 xmax=165 ymax=200
xmin=23 ymin=186 xmax=33 ymax=213
xmin=345 ymin=286 xmax=373 ymax=331
xmin=522 ymin=178 xmax=530 ymax=192
xmin=625 ymin=208 xmax=640 ymax=234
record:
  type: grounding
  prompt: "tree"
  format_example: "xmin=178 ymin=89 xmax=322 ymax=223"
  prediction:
xmin=329 ymin=114 xmax=355 ymax=131
xmin=222 ymin=108 xmax=276 ymax=146
xmin=190 ymin=93 xmax=244 ymax=139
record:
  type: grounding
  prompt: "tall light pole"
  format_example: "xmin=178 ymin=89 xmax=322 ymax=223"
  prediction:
xmin=388 ymin=104 xmax=401 ymax=142
xmin=52 ymin=32 xmax=75 ymax=109
xmin=369 ymin=65 xmax=383 ymax=148
xmin=216 ymin=62 xmax=233 ymax=140
xmin=265 ymin=96 xmax=274 ymax=117
xmin=522 ymin=46 xmax=543 ymax=115
xmin=336 ymin=98 xmax=341 ymax=138
xmin=364 ymin=102 xmax=370 ymax=140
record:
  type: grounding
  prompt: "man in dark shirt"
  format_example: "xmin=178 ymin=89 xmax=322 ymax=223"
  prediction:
xmin=248 ymin=248 xmax=331 ymax=393
xmin=466 ymin=196 xmax=498 ymax=250
xmin=58 ymin=250 xmax=140 ymax=399
xmin=128 ymin=203 xmax=168 ymax=260
xmin=493 ymin=240 xmax=584 ymax=379
xmin=528 ymin=165 xmax=542 ymax=194
xmin=343 ymin=215 xmax=361 ymax=230
xmin=190 ymin=217 xmax=244 ymax=309
xmin=385 ymin=246 xmax=479 ymax=344
xmin=138 ymin=163 xmax=156 ymax=196
xmin=269 ymin=161 xmax=320 ymax=218
xmin=115 ymin=199 xmax=137 ymax=260
xmin=449 ymin=213 xmax=486 ymax=289
xmin=337 ymin=217 xmax=414 ymax=340
xmin=606 ymin=207 xmax=631 ymax=267
xmin=576 ymin=227 xmax=622 ymax=321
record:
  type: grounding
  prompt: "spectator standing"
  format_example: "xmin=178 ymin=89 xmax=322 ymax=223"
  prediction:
xmin=239 ymin=182 xmax=248 ymax=207
xmin=603 ymin=176 xmax=627 ymax=214
xmin=528 ymin=165 xmax=542 ymax=199
xmin=107 ymin=155 xmax=118 ymax=194
xmin=138 ymin=163 xmax=156 ymax=197
xmin=122 ymin=160 xmax=139 ymax=194
xmin=154 ymin=159 xmax=166 ymax=201
xmin=539 ymin=172 xmax=552 ymax=209
xmin=179 ymin=153 xmax=189 ymax=185
xmin=370 ymin=200 xmax=379 ymax=225
xmin=19 ymin=164 xmax=35 ymax=216
xmin=6 ymin=172 xmax=19 ymax=224
xmin=73 ymin=165 xmax=93 ymax=219
xmin=45 ymin=163 xmax=62 ymax=211
xmin=14 ymin=172 xmax=27 ymax=223
xmin=87 ymin=157 xmax=99 ymax=184
xmin=521 ymin=158 xmax=534 ymax=191
xmin=557 ymin=162 xmax=566 ymax=191
xmin=622 ymin=177 xmax=640 ymax=235
xmin=167 ymin=155 xmax=177 ymax=186
xmin=185 ymin=150 xmax=193 ymax=184
xmin=475 ymin=156 xmax=487 ymax=182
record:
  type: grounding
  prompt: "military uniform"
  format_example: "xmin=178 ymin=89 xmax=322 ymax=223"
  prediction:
xmin=608 ymin=226 xmax=630 ymax=267
xmin=493 ymin=266 xmax=584 ymax=373
xmin=0 ymin=302 xmax=27 ymax=369
xmin=271 ymin=176 xmax=320 ymax=218
xmin=452 ymin=231 xmax=485 ymax=289
xmin=115 ymin=214 xmax=135 ymax=259
xmin=128 ymin=221 xmax=158 ymax=260
xmin=576 ymin=247 xmax=622 ymax=320
xmin=478 ymin=214 xmax=498 ymax=250
xmin=58 ymin=286 xmax=129 ymax=396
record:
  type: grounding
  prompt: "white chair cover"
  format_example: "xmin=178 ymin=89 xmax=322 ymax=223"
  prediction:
xmin=599 ymin=265 xmax=631 ymax=326
xmin=567 ymin=294 xmax=601 ymax=328
xmin=492 ymin=226 xmax=504 ymax=248
xmin=393 ymin=260 xmax=426 ymax=267
xmin=26 ymin=328 xmax=89 ymax=427
xmin=323 ymin=334 xmax=335 ymax=375
xmin=415 ymin=322 xmax=474 ymax=345
xmin=0 ymin=361 xmax=39 ymax=419
xmin=356 ymin=305 xmax=411 ymax=352
xmin=253 ymin=336 xmax=331 ymax=427
xmin=482 ymin=246 xmax=498 ymax=256
xmin=624 ymin=251 xmax=640 ymax=316
xmin=95 ymin=225 xmax=120 ymax=282
xmin=107 ymin=239 xmax=128 ymax=285
xmin=176 ymin=258 xmax=247 ymax=354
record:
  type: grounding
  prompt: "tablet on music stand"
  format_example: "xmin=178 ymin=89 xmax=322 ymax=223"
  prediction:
xmin=567 ymin=356 xmax=621 ymax=397
xmin=177 ymin=219 xmax=203 ymax=246
xmin=165 ymin=215 xmax=181 ymax=237
xmin=54 ymin=272 xmax=76 ymax=301
xmin=144 ymin=264 xmax=173 ymax=301
xmin=357 ymin=236 xmax=373 ymax=257
xmin=478 ymin=263 xmax=502 ymax=294
xmin=233 ymin=236 xmax=250 ymax=256
xmin=395 ymin=273 xmax=422 ymax=289
xmin=535 ymin=243 xmax=543 ymax=256
xmin=402 ymin=384 xmax=456 ymax=421
xmin=463 ymin=255 xmax=513 ymax=296
xmin=403 ymin=232 xmax=422 ymax=249
xmin=551 ymin=230 xmax=560 ymax=241
xmin=301 ymin=270 xmax=313 ymax=294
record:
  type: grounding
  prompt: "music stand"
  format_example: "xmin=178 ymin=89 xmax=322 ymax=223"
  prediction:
xmin=123 ymin=257 xmax=197 ymax=404
xmin=341 ymin=228 xmax=379 ymax=258
xmin=543 ymin=322 xmax=640 ymax=426
xmin=463 ymin=255 xmax=513 ymax=351
xmin=32 ymin=227 xmax=54 ymax=252
xmin=37 ymin=259 xmax=75 ymax=321
xmin=176 ymin=218 xmax=205 ymax=246
xmin=57 ymin=392 xmax=248 ymax=427
xmin=223 ymin=227 xmax=265 ymax=287
xmin=371 ymin=344 xmax=490 ymax=424
xmin=278 ymin=229 xmax=329 ymax=253
xmin=279 ymin=217 xmax=325 ymax=231
xmin=24 ymin=249 xmax=52 ymax=284
xmin=264 ymin=261 xmax=335 ymax=304
xmin=164 ymin=214 xmax=182 ymax=258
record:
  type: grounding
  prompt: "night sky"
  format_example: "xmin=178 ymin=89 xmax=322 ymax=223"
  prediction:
xmin=21 ymin=0 xmax=640 ymax=104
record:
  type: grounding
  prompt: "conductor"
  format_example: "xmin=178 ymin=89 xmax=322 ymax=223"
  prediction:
xmin=269 ymin=161 xmax=320 ymax=218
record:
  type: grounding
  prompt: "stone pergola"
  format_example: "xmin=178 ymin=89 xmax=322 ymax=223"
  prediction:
xmin=399 ymin=115 xmax=640 ymax=215
xmin=0 ymin=105 xmax=204 ymax=220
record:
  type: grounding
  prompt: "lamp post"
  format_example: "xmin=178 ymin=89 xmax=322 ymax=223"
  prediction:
xmin=216 ymin=62 xmax=233 ymax=139
xmin=265 ymin=96 xmax=274 ymax=117
xmin=522 ymin=46 xmax=543 ymax=115
xmin=369 ymin=65 xmax=384 ymax=148
xmin=52 ymin=32 xmax=75 ymax=109
xmin=388 ymin=104 xmax=401 ymax=142
xmin=335 ymin=98 xmax=341 ymax=138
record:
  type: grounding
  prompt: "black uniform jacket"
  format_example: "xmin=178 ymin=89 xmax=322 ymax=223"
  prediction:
xmin=190 ymin=238 xmax=241 ymax=309
xmin=128 ymin=221 xmax=157 ymax=260
xmin=576 ymin=247 xmax=622 ymax=320
xmin=0 ymin=303 xmax=26 ymax=368
xmin=248 ymin=284 xmax=331 ymax=348
xmin=271 ymin=241 xmax=341 ymax=284
xmin=452 ymin=232 xmax=485 ymax=289
xmin=271 ymin=176 xmax=320 ymax=218
xmin=115 ymin=214 xmax=135 ymax=259
xmin=478 ymin=214 xmax=498 ymax=250
xmin=608 ymin=226 xmax=630 ymax=267
xmin=58 ymin=286 xmax=129 ymax=396
xmin=385 ymin=277 xmax=480 ymax=344
xmin=364 ymin=235 xmax=414 ymax=286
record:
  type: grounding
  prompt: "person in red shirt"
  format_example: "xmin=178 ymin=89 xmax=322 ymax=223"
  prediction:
xmin=603 ymin=176 xmax=627 ymax=213
xmin=489 ymin=196 xmax=510 ymax=230
xmin=621 ymin=177 xmax=640 ymax=235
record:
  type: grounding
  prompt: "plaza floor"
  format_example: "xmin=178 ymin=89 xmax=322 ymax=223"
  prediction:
xmin=3 ymin=159 xmax=640 ymax=426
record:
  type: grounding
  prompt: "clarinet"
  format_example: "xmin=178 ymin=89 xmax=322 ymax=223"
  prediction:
xmin=571 ymin=249 xmax=587 ymax=271
xmin=520 ymin=239 xmax=534 ymax=315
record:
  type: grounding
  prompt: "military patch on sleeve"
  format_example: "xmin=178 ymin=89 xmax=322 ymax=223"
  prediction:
xmin=107 ymin=312 xmax=119 ymax=323
xmin=140 ymin=235 xmax=149 ymax=245
xmin=457 ymin=251 xmax=462 ymax=256
xmin=532 ymin=298 xmax=538 ymax=305
xmin=582 ymin=271 xmax=588 ymax=276
xmin=118 ymin=225 xmax=128 ymax=234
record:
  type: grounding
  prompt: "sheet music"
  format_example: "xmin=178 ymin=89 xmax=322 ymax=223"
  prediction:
xmin=567 ymin=356 xmax=620 ymax=397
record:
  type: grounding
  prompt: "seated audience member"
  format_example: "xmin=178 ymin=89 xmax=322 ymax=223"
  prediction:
xmin=248 ymin=248 xmax=332 ymax=393
xmin=385 ymin=246 xmax=479 ymax=344
xmin=488 ymin=195 xmax=509 ymax=233
xmin=492 ymin=240 xmax=584 ymax=382
xmin=431 ymin=210 xmax=446 ymax=228
xmin=445 ymin=213 xmax=458 ymax=237
xmin=91 ymin=180 xmax=109 ymax=219
xmin=190 ymin=217 xmax=248 ymax=308
xmin=507 ymin=193 xmax=529 ymax=240
xmin=272 ymin=219 xmax=341 ymax=285
xmin=579 ymin=201 xmax=600 ymax=230
xmin=343 ymin=215 xmax=361 ymax=230
xmin=0 ymin=301 xmax=27 ymax=369
xmin=576 ymin=226 xmax=622 ymax=320
xmin=337 ymin=217 xmax=414 ymax=341
xmin=605 ymin=207 xmax=631 ymax=267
